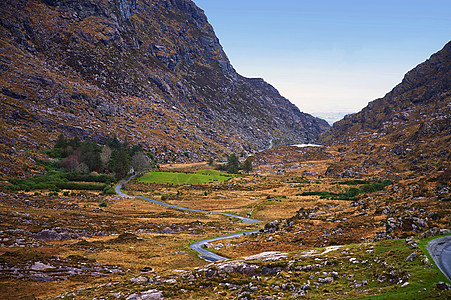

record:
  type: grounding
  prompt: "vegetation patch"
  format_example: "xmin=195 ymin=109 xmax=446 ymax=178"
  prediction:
xmin=297 ymin=180 xmax=393 ymax=200
xmin=4 ymin=171 xmax=111 ymax=192
xmin=138 ymin=170 xmax=233 ymax=185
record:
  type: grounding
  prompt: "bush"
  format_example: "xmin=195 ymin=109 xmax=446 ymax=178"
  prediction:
xmin=336 ymin=179 xmax=370 ymax=185
xmin=99 ymin=202 xmax=107 ymax=207
xmin=102 ymin=186 xmax=116 ymax=195
xmin=65 ymin=173 xmax=114 ymax=183
xmin=345 ymin=187 xmax=360 ymax=197
xmin=359 ymin=180 xmax=392 ymax=193
xmin=54 ymin=182 xmax=107 ymax=191
xmin=63 ymin=191 xmax=70 ymax=196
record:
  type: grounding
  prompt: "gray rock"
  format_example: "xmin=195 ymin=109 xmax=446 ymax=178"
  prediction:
xmin=34 ymin=229 xmax=78 ymax=241
xmin=295 ymin=264 xmax=321 ymax=272
xmin=261 ymin=266 xmax=283 ymax=275
xmin=211 ymin=261 xmax=258 ymax=277
xmin=436 ymin=282 xmax=451 ymax=290
xmin=130 ymin=275 xmax=149 ymax=284
xmin=161 ymin=227 xmax=175 ymax=234
xmin=31 ymin=262 xmax=55 ymax=271
xmin=416 ymin=219 xmax=426 ymax=228
xmin=119 ymin=0 xmax=137 ymax=20
xmin=317 ymin=277 xmax=333 ymax=284
xmin=405 ymin=252 xmax=418 ymax=262
xmin=126 ymin=290 xmax=162 ymax=300
xmin=300 ymin=281 xmax=311 ymax=290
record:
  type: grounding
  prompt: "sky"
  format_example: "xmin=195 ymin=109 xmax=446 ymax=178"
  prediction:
xmin=193 ymin=0 xmax=451 ymax=118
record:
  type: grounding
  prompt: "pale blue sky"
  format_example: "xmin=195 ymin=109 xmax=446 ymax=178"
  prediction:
xmin=194 ymin=0 xmax=451 ymax=115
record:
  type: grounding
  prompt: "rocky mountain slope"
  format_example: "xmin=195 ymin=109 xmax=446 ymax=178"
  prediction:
xmin=322 ymin=41 xmax=451 ymax=179
xmin=0 ymin=0 xmax=329 ymax=179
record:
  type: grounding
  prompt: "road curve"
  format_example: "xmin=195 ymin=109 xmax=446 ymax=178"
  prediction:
xmin=190 ymin=230 xmax=260 ymax=262
xmin=427 ymin=235 xmax=451 ymax=281
xmin=115 ymin=175 xmax=262 ymax=261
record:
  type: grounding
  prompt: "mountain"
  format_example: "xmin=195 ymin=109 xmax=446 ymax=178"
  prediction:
xmin=322 ymin=41 xmax=451 ymax=179
xmin=0 ymin=0 xmax=329 ymax=178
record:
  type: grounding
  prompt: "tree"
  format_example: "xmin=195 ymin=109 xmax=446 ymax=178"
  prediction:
xmin=131 ymin=151 xmax=151 ymax=173
xmin=80 ymin=140 xmax=101 ymax=172
xmin=129 ymin=145 xmax=143 ymax=157
xmin=54 ymin=134 xmax=67 ymax=149
xmin=100 ymin=146 xmax=112 ymax=166
xmin=106 ymin=135 xmax=122 ymax=150
xmin=75 ymin=162 xmax=89 ymax=174
xmin=109 ymin=148 xmax=130 ymax=179
xmin=242 ymin=157 xmax=253 ymax=173
xmin=60 ymin=152 xmax=80 ymax=172
xmin=67 ymin=136 xmax=81 ymax=149
xmin=226 ymin=154 xmax=239 ymax=174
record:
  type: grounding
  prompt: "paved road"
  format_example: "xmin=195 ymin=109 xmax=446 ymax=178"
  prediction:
xmin=427 ymin=235 xmax=451 ymax=281
xmin=115 ymin=175 xmax=262 ymax=261
xmin=189 ymin=230 xmax=260 ymax=262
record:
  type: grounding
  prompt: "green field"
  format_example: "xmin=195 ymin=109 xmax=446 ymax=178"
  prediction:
xmin=138 ymin=169 xmax=233 ymax=184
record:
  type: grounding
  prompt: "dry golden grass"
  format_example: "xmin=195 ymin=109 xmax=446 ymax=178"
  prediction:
xmin=0 ymin=147 xmax=449 ymax=299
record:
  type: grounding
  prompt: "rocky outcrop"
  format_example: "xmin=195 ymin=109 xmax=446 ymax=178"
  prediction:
xmin=321 ymin=42 xmax=451 ymax=178
xmin=326 ymin=41 xmax=451 ymax=138
xmin=0 ymin=0 xmax=329 ymax=178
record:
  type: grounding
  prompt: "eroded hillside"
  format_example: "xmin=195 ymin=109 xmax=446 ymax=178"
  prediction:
xmin=0 ymin=0 xmax=329 ymax=179
xmin=321 ymin=41 xmax=451 ymax=180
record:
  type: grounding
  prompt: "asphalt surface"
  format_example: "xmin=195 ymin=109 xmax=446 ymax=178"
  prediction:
xmin=427 ymin=235 xmax=451 ymax=281
xmin=115 ymin=175 xmax=262 ymax=261
xmin=189 ymin=230 xmax=260 ymax=262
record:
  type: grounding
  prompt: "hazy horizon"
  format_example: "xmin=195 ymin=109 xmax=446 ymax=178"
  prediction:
xmin=194 ymin=0 xmax=451 ymax=116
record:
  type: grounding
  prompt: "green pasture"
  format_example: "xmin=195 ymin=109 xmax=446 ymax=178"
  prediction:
xmin=138 ymin=169 xmax=233 ymax=185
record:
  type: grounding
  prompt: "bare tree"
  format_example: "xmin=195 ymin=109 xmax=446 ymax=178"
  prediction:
xmin=100 ymin=145 xmax=112 ymax=166
xmin=131 ymin=151 xmax=151 ymax=174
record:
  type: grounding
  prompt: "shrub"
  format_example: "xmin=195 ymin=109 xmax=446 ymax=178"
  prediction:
xmin=54 ymin=182 xmax=106 ymax=191
xmin=102 ymin=186 xmax=116 ymax=195
xmin=99 ymin=202 xmax=107 ymax=207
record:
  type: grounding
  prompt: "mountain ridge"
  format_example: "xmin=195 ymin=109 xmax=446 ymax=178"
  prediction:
xmin=0 ymin=0 xmax=329 ymax=179
xmin=321 ymin=41 xmax=450 ymax=179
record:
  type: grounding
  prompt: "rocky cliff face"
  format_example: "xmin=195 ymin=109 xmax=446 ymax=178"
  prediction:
xmin=0 ymin=0 xmax=329 ymax=178
xmin=322 ymin=42 xmax=451 ymax=178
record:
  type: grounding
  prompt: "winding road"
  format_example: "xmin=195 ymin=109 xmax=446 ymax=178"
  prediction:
xmin=427 ymin=235 xmax=451 ymax=281
xmin=115 ymin=175 xmax=262 ymax=262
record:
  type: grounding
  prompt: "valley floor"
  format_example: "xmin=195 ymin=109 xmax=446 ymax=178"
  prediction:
xmin=0 ymin=146 xmax=450 ymax=299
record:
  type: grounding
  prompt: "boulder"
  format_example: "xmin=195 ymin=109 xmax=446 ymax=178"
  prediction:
xmin=405 ymin=252 xmax=418 ymax=262
xmin=30 ymin=262 xmax=55 ymax=271
xmin=437 ymin=282 xmax=451 ymax=290
xmin=261 ymin=266 xmax=283 ymax=275
xmin=317 ymin=277 xmax=333 ymax=284
xmin=125 ymin=290 xmax=162 ymax=300
xmin=130 ymin=276 xmax=149 ymax=284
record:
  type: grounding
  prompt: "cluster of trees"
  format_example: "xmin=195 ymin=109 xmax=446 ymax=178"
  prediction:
xmin=214 ymin=154 xmax=253 ymax=174
xmin=50 ymin=134 xmax=157 ymax=179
